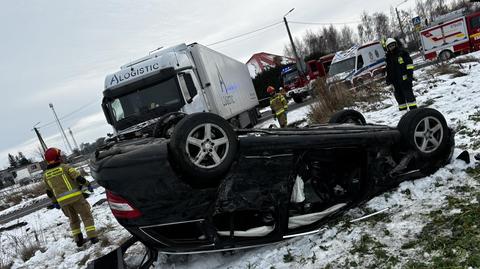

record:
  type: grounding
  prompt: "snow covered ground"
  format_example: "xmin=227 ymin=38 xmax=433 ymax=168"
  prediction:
xmin=1 ymin=52 xmax=480 ymax=268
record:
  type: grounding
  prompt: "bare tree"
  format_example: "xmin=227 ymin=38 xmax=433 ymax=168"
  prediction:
xmin=283 ymin=37 xmax=307 ymax=61
xmin=373 ymin=12 xmax=391 ymax=40
xmin=339 ymin=26 xmax=355 ymax=50
xmin=322 ymin=25 xmax=340 ymax=53
xmin=360 ymin=12 xmax=375 ymax=42
xmin=357 ymin=24 xmax=365 ymax=43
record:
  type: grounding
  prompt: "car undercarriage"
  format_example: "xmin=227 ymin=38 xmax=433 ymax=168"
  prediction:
xmin=88 ymin=108 xmax=454 ymax=268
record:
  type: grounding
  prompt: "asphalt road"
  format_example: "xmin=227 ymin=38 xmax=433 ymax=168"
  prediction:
xmin=0 ymin=198 xmax=51 ymax=225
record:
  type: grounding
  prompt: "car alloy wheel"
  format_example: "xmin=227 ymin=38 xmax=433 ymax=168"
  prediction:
xmin=186 ymin=123 xmax=230 ymax=169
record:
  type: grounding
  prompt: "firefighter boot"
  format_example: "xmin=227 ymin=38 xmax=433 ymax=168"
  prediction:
xmin=75 ymin=233 xmax=85 ymax=247
xmin=90 ymin=237 xmax=99 ymax=244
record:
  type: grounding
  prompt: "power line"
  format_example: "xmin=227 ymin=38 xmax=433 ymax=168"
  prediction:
xmin=207 ymin=21 xmax=283 ymax=46
xmin=206 ymin=19 xmax=361 ymax=48
xmin=38 ymin=100 xmax=98 ymax=129
xmin=289 ymin=20 xmax=361 ymax=25
xmin=212 ymin=24 xmax=284 ymax=50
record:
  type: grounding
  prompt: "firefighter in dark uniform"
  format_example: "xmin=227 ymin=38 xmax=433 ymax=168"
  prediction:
xmin=267 ymin=86 xmax=288 ymax=128
xmin=43 ymin=148 xmax=98 ymax=247
xmin=385 ymin=38 xmax=417 ymax=111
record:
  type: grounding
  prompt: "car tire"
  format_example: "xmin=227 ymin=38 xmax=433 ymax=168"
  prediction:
xmin=328 ymin=110 xmax=367 ymax=125
xmin=169 ymin=113 xmax=238 ymax=188
xmin=397 ymin=108 xmax=450 ymax=158
xmin=293 ymin=95 xmax=303 ymax=103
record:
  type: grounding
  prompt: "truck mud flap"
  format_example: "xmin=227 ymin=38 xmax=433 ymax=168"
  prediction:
xmin=87 ymin=237 xmax=158 ymax=269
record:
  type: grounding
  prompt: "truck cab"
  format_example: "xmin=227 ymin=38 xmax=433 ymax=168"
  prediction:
xmin=281 ymin=64 xmax=310 ymax=103
xmin=102 ymin=43 xmax=259 ymax=134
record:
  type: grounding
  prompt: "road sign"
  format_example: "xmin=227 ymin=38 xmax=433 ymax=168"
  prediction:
xmin=412 ymin=16 xmax=421 ymax=26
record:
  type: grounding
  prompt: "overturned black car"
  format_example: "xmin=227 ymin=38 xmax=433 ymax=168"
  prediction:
xmin=89 ymin=108 xmax=454 ymax=268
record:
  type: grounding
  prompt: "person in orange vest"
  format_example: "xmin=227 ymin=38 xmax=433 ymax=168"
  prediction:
xmin=43 ymin=148 xmax=98 ymax=247
xmin=267 ymin=86 xmax=288 ymax=128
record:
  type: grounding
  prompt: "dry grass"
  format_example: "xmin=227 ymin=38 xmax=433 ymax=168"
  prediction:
xmin=2 ymin=182 xmax=46 ymax=206
xmin=308 ymin=79 xmax=355 ymax=124
xmin=4 ymin=194 xmax=22 ymax=205
xmin=427 ymin=63 xmax=468 ymax=78
xmin=353 ymin=80 xmax=390 ymax=104
xmin=7 ymin=230 xmax=46 ymax=262
xmin=308 ymin=79 xmax=390 ymax=124
xmin=22 ymin=183 xmax=46 ymax=199
xmin=453 ymin=55 xmax=480 ymax=64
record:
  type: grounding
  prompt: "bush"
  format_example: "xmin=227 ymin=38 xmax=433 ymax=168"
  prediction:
xmin=453 ymin=56 xmax=480 ymax=64
xmin=22 ymin=183 xmax=46 ymax=199
xmin=427 ymin=63 xmax=467 ymax=78
xmin=7 ymin=230 xmax=46 ymax=262
xmin=308 ymin=79 xmax=354 ymax=124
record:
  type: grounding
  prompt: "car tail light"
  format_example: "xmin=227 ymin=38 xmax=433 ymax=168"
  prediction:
xmin=106 ymin=190 xmax=142 ymax=219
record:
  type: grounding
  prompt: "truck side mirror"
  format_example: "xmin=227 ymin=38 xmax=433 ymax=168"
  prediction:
xmin=102 ymin=102 xmax=113 ymax=125
xmin=178 ymin=73 xmax=198 ymax=104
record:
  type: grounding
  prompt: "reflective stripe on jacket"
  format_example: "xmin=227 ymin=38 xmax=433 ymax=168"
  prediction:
xmin=270 ymin=93 xmax=288 ymax=116
xmin=385 ymin=49 xmax=414 ymax=86
xmin=43 ymin=164 xmax=83 ymax=206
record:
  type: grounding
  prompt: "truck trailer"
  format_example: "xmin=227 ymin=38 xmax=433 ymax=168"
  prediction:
xmin=420 ymin=9 xmax=480 ymax=61
xmin=102 ymin=43 xmax=259 ymax=134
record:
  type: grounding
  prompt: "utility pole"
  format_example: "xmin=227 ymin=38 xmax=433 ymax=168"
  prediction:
xmin=396 ymin=0 xmax=409 ymax=39
xmin=32 ymin=122 xmax=48 ymax=153
xmin=49 ymin=103 xmax=73 ymax=153
xmin=283 ymin=8 xmax=305 ymax=75
xmin=68 ymin=128 xmax=80 ymax=151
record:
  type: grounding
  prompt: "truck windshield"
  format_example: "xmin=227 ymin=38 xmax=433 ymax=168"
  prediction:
xmin=328 ymin=57 xmax=356 ymax=77
xmin=109 ymin=77 xmax=182 ymax=124
xmin=283 ymin=70 xmax=299 ymax=85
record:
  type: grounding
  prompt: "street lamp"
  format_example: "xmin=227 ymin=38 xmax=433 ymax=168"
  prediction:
xmin=395 ymin=0 xmax=409 ymax=38
xmin=49 ymin=103 xmax=73 ymax=153
xmin=283 ymin=8 xmax=305 ymax=75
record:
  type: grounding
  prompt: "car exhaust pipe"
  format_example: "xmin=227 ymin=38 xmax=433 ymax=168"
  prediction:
xmin=87 ymin=237 xmax=158 ymax=269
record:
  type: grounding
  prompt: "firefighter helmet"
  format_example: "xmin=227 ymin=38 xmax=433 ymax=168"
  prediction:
xmin=385 ymin=38 xmax=397 ymax=51
xmin=44 ymin=148 xmax=62 ymax=164
xmin=266 ymin=86 xmax=275 ymax=94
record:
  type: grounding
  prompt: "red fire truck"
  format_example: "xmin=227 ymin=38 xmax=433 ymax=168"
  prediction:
xmin=282 ymin=54 xmax=334 ymax=103
xmin=306 ymin=53 xmax=335 ymax=80
xmin=420 ymin=9 xmax=480 ymax=61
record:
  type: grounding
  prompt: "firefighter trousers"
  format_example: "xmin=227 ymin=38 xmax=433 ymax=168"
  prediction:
xmin=393 ymin=81 xmax=417 ymax=111
xmin=61 ymin=198 xmax=97 ymax=240
xmin=277 ymin=112 xmax=287 ymax=128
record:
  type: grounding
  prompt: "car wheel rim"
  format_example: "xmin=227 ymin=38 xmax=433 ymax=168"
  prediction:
xmin=186 ymin=123 xmax=230 ymax=169
xmin=414 ymin=116 xmax=444 ymax=153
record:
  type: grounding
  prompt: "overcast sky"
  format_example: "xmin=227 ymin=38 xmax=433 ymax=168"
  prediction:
xmin=0 ymin=0 xmax=423 ymax=168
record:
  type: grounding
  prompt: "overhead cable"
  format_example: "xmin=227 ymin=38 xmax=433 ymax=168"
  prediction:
xmin=207 ymin=21 xmax=283 ymax=46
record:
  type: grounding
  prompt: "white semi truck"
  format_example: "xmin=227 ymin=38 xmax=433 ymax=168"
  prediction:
xmin=102 ymin=43 xmax=259 ymax=135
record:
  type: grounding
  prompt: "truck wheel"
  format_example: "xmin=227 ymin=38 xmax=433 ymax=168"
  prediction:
xmin=397 ymin=108 xmax=450 ymax=158
xmin=438 ymin=50 xmax=453 ymax=62
xmin=170 ymin=113 xmax=238 ymax=187
xmin=293 ymin=96 xmax=303 ymax=103
xmin=328 ymin=110 xmax=366 ymax=125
